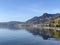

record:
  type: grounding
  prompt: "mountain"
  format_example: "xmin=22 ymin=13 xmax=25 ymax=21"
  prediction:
xmin=26 ymin=13 xmax=60 ymax=24
xmin=0 ymin=13 xmax=60 ymax=28
xmin=0 ymin=21 xmax=24 ymax=28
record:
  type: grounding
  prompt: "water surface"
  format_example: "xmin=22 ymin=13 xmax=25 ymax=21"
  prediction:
xmin=0 ymin=28 xmax=60 ymax=45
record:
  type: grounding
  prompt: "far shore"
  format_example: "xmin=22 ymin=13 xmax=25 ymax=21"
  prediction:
xmin=38 ymin=26 xmax=60 ymax=30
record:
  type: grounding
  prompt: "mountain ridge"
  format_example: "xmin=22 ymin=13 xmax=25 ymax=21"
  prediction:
xmin=26 ymin=13 xmax=60 ymax=24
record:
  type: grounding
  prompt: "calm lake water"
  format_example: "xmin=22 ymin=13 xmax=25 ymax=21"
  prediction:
xmin=0 ymin=28 xmax=60 ymax=45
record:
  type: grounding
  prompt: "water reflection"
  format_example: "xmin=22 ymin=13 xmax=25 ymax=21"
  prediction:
xmin=26 ymin=28 xmax=60 ymax=40
xmin=0 ymin=28 xmax=60 ymax=45
xmin=1 ymin=27 xmax=60 ymax=40
xmin=53 ymin=30 xmax=60 ymax=40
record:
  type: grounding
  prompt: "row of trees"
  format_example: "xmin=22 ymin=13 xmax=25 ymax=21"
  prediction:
xmin=54 ymin=18 xmax=60 ymax=27
xmin=48 ymin=18 xmax=60 ymax=27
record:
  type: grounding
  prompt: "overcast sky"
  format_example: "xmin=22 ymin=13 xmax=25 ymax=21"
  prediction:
xmin=0 ymin=0 xmax=60 ymax=22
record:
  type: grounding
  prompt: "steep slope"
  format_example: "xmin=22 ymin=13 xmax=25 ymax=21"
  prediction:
xmin=26 ymin=13 xmax=60 ymax=24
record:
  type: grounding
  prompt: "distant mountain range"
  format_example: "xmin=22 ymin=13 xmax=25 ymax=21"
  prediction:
xmin=0 ymin=13 xmax=60 ymax=28
xmin=0 ymin=21 xmax=24 ymax=28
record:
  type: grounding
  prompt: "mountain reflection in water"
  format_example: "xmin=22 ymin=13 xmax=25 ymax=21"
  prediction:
xmin=26 ymin=28 xmax=60 ymax=40
xmin=0 ymin=28 xmax=60 ymax=45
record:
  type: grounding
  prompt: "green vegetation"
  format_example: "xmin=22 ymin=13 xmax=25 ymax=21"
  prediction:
xmin=53 ymin=18 xmax=60 ymax=27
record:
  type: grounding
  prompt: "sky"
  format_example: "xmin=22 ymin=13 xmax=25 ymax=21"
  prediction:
xmin=0 ymin=0 xmax=60 ymax=22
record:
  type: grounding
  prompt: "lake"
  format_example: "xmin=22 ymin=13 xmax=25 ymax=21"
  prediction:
xmin=0 ymin=28 xmax=60 ymax=45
